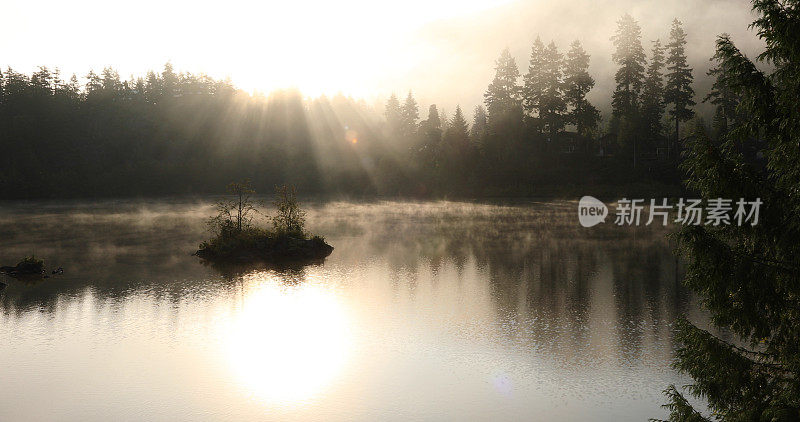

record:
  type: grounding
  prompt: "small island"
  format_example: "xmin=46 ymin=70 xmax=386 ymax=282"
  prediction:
xmin=196 ymin=182 xmax=333 ymax=265
xmin=0 ymin=255 xmax=45 ymax=278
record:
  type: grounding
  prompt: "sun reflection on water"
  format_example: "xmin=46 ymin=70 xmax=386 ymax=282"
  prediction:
xmin=221 ymin=271 xmax=352 ymax=407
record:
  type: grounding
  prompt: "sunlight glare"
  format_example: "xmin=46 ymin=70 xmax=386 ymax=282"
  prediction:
xmin=223 ymin=273 xmax=352 ymax=406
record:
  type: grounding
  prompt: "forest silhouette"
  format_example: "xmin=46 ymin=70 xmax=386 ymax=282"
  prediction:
xmin=0 ymin=15 xmax=749 ymax=199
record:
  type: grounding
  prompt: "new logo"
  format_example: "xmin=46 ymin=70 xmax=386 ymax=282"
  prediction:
xmin=578 ymin=196 xmax=608 ymax=227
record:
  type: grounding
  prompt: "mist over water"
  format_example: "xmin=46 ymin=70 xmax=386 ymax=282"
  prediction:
xmin=0 ymin=199 xmax=707 ymax=421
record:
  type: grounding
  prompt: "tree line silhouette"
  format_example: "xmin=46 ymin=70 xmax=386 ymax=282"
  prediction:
xmin=0 ymin=15 xmax=739 ymax=199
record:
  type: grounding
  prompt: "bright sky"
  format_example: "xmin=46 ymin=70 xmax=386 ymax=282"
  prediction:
xmin=3 ymin=0 xmax=761 ymax=117
xmin=3 ymin=0 xmax=513 ymax=98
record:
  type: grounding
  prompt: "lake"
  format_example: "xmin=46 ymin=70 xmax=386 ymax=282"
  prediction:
xmin=0 ymin=199 xmax=706 ymax=421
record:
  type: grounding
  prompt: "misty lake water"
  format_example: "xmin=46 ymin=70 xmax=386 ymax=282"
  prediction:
xmin=0 ymin=199 xmax=706 ymax=421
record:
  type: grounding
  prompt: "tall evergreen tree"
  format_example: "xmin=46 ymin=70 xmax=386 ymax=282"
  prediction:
xmin=419 ymin=104 xmax=443 ymax=165
xmin=563 ymin=40 xmax=600 ymax=137
xmin=484 ymin=48 xmax=523 ymax=162
xmin=659 ymin=3 xmax=800 ymax=420
xmin=85 ymin=70 xmax=103 ymax=95
xmin=31 ymin=66 xmax=54 ymax=95
xmin=439 ymin=107 xmax=449 ymax=133
xmin=484 ymin=47 xmax=522 ymax=128
xmin=385 ymin=93 xmax=402 ymax=134
xmin=444 ymin=106 xmax=470 ymax=147
xmin=523 ymin=37 xmax=547 ymax=134
xmin=52 ymin=68 xmax=63 ymax=91
xmin=611 ymin=14 xmax=647 ymax=164
xmin=539 ymin=41 xmax=567 ymax=138
xmin=101 ymin=67 xmax=122 ymax=94
xmin=641 ymin=39 xmax=666 ymax=146
xmin=705 ymin=68 xmax=737 ymax=140
xmin=470 ymin=105 xmax=488 ymax=147
xmin=610 ymin=14 xmax=646 ymax=129
xmin=664 ymin=18 xmax=695 ymax=153
xmin=134 ymin=77 xmax=146 ymax=96
xmin=704 ymin=38 xmax=740 ymax=140
xmin=57 ymin=74 xmax=81 ymax=100
xmin=161 ymin=62 xmax=178 ymax=97
xmin=441 ymin=106 xmax=473 ymax=179
xmin=144 ymin=70 xmax=161 ymax=102
xmin=3 ymin=68 xmax=28 ymax=99
xmin=401 ymin=91 xmax=419 ymax=138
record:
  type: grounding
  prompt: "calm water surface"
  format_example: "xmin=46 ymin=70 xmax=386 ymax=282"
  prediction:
xmin=0 ymin=199 xmax=706 ymax=421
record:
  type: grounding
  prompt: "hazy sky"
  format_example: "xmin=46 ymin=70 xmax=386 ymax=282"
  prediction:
xmin=3 ymin=0 xmax=764 ymax=119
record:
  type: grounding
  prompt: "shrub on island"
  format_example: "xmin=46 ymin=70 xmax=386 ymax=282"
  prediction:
xmin=196 ymin=182 xmax=333 ymax=264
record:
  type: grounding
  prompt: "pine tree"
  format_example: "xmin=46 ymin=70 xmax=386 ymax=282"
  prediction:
xmin=101 ymin=67 xmax=122 ymax=93
xmin=401 ymin=91 xmax=419 ymax=138
xmin=523 ymin=37 xmax=547 ymax=134
xmin=641 ymin=39 xmax=666 ymax=147
xmin=470 ymin=105 xmax=488 ymax=147
xmin=385 ymin=93 xmax=402 ymax=134
xmin=85 ymin=70 xmax=103 ymax=95
xmin=563 ymin=40 xmax=600 ymax=137
xmin=439 ymin=107 xmax=449 ymax=133
xmin=484 ymin=48 xmax=524 ymax=159
xmin=419 ymin=104 xmax=443 ymax=165
xmin=161 ymin=62 xmax=178 ymax=97
xmin=31 ymin=66 xmax=54 ymax=95
xmin=705 ymin=66 xmax=737 ymax=139
xmin=445 ymin=106 xmax=470 ymax=147
xmin=484 ymin=48 xmax=522 ymax=127
xmin=442 ymin=106 xmax=473 ymax=178
xmin=664 ymin=18 xmax=695 ymax=154
xmin=52 ymin=68 xmax=64 ymax=94
xmin=703 ymin=38 xmax=740 ymax=140
xmin=57 ymin=73 xmax=81 ymax=100
xmin=3 ymin=68 xmax=28 ymax=99
xmin=610 ymin=14 xmax=646 ymax=128
xmin=659 ymin=3 xmax=800 ymax=420
xmin=610 ymin=14 xmax=647 ymax=164
xmin=539 ymin=41 xmax=567 ymax=138
xmin=134 ymin=77 xmax=146 ymax=96
xmin=144 ymin=70 xmax=161 ymax=102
